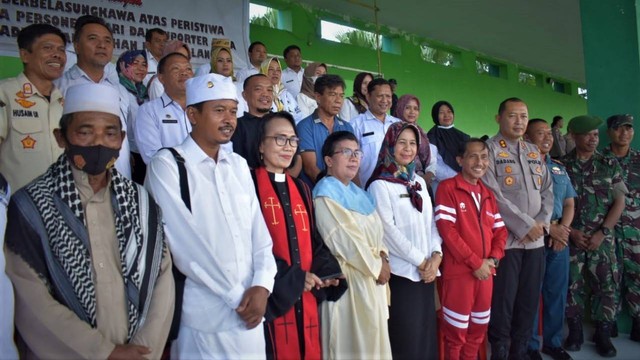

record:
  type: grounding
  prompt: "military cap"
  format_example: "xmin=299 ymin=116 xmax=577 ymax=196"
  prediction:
xmin=568 ymin=115 xmax=603 ymax=134
xmin=606 ymin=114 xmax=633 ymax=129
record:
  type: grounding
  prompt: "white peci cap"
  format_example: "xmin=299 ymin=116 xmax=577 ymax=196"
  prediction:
xmin=62 ymin=83 xmax=120 ymax=117
xmin=186 ymin=73 xmax=238 ymax=106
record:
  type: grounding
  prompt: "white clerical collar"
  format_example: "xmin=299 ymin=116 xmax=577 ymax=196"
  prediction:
xmin=274 ymin=172 xmax=286 ymax=182
xmin=437 ymin=124 xmax=455 ymax=129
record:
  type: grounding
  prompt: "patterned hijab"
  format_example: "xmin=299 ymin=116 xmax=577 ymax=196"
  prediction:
xmin=260 ymin=57 xmax=285 ymax=111
xmin=117 ymin=50 xmax=148 ymax=105
xmin=366 ymin=122 xmax=423 ymax=212
xmin=300 ymin=62 xmax=325 ymax=99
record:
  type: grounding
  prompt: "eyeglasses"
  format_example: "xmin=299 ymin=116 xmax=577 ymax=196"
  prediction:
xmin=266 ymin=135 xmax=299 ymax=147
xmin=332 ymin=148 xmax=364 ymax=159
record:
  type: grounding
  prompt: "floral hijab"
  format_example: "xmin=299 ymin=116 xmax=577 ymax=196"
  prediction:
xmin=117 ymin=50 xmax=148 ymax=105
xmin=366 ymin=122 xmax=423 ymax=212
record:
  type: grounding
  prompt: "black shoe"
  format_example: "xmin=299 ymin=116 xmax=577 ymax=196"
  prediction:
xmin=564 ymin=317 xmax=583 ymax=352
xmin=631 ymin=317 xmax=640 ymax=342
xmin=594 ymin=321 xmax=617 ymax=358
xmin=542 ymin=346 xmax=573 ymax=360
xmin=526 ymin=349 xmax=543 ymax=360
xmin=491 ymin=343 xmax=508 ymax=360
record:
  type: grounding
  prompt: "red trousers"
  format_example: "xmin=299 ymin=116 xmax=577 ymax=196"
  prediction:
xmin=441 ymin=273 xmax=493 ymax=360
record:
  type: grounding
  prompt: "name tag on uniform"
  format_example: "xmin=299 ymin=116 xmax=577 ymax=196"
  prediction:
xmin=285 ymin=79 xmax=294 ymax=83
xmin=399 ymin=194 xmax=410 ymax=198
xmin=363 ymin=131 xmax=374 ymax=137
xmin=162 ymin=119 xmax=178 ymax=124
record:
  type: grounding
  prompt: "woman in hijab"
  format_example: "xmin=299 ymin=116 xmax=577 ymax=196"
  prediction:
xmin=116 ymin=49 xmax=148 ymax=184
xmin=338 ymin=72 xmax=373 ymax=122
xmin=260 ymin=57 xmax=304 ymax=122
xmin=297 ymin=62 xmax=328 ymax=118
xmin=427 ymin=100 xmax=470 ymax=193
xmin=313 ymin=131 xmax=392 ymax=359
xmin=209 ymin=39 xmax=235 ymax=79
xmin=147 ymin=40 xmax=191 ymax=100
xmin=366 ymin=122 xmax=442 ymax=360
xmin=394 ymin=94 xmax=438 ymax=187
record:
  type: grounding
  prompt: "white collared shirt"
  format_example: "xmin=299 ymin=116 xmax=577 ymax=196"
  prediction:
xmin=368 ymin=177 xmax=442 ymax=282
xmin=235 ymin=66 xmax=259 ymax=86
xmin=145 ymin=136 xmax=276 ymax=332
xmin=135 ymin=93 xmax=192 ymax=164
xmin=143 ymin=49 xmax=160 ymax=88
xmin=281 ymin=67 xmax=303 ymax=98
xmin=351 ymin=110 xmax=401 ymax=185
xmin=56 ymin=64 xmax=131 ymax=179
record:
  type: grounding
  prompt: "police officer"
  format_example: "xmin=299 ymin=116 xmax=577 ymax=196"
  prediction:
xmin=561 ymin=115 xmax=627 ymax=357
xmin=603 ymin=114 xmax=640 ymax=342
xmin=524 ymin=119 xmax=576 ymax=360
xmin=0 ymin=24 xmax=66 ymax=192
xmin=482 ymin=98 xmax=553 ymax=360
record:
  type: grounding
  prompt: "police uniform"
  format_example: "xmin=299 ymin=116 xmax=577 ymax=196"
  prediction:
xmin=0 ymin=73 xmax=64 ymax=191
xmin=528 ymin=156 xmax=576 ymax=353
xmin=135 ymin=93 xmax=192 ymax=164
xmin=481 ymin=133 xmax=553 ymax=358
xmin=56 ymin=64 xmax=131 ymax=179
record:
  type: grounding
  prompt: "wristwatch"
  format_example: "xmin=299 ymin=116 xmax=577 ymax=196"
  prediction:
xmin=489 ymin=257 xmax=499 ymax=268
xmin=599 ymin=225 xmax=611 ymax=236
xmin=431 ymin=251 xmax=442 ymax=258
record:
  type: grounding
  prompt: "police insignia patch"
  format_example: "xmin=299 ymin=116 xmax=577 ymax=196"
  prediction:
xmin=505 ymin=176 xmax=514 ymax=186
xmin=499 ymin=140 xmax=507 ymax=148
xmin=498 ymin=151 xmax=510 ymax=158
xmin=23 ymin=83 xmax=33 ymax=96
xmin=21 ymin=135 xmax=36 ymax=149
xmin=527 ymin=152 xmax=538 ymax=159
xmin=505 ymin=166 xmax=512 ymax=174
xmin=535 ymin=166 xmax=542 ymax=174
xmin=15 ymin=98 xmax=36 ymax=108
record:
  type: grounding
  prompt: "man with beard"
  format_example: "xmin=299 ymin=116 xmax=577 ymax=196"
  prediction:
xmin=5 ymin=83 xmax=174 ymax=359
xmin=231 ymin=74 xmax=274 ymax=169
xmin=145 ymin=73 xmax=277 ymax=359
xmin=561 ymin=115 xmax=627 ymax=357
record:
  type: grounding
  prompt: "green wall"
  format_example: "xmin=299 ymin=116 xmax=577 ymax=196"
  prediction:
xmin=0 ymin=0 xmax=589 ymax=138
xmin=250 ymin=0 xmax=587 ymax=138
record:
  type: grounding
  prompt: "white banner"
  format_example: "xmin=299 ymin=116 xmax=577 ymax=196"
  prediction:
xmin=0 ymin=0 xmax=251 ymax=69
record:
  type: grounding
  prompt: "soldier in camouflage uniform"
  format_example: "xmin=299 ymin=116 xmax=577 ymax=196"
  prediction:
xmin=561 ymin=115 xmax=628 ymax=358
xmin=603 ymin=114 xmax=640 ymax=342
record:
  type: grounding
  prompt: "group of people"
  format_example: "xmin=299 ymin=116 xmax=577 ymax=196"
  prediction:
xmin=0 ymin=18 xmax=639 ymax=360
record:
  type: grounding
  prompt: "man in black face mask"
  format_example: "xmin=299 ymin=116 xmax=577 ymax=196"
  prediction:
xmin=4 ymin=83 xmax=175 ymax=360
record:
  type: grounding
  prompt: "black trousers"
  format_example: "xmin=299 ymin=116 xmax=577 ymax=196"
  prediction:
xmin=488 ymin=247 xmax=545 ymax=351
xmin=131 ymin=151 xmax=147 ymax=185
xmin=388 ymin=274 xmax=438 ymax=360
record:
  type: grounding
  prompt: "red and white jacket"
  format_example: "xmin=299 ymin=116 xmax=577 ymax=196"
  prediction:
xmin=435 ymin=174 xmax=507 ymax=279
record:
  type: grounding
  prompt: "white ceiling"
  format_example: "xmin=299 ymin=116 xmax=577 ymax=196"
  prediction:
xmin=296 ymin=0 xmax=585 ymax=83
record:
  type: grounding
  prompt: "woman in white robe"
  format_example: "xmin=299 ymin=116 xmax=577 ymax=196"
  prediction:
xmin=313 ymin=131 xmax=392 ymax=359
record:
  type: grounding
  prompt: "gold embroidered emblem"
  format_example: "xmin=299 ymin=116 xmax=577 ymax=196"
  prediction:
xmin=504 ymin=176 xmax=514 ymax=186
xmin=499 ymin=140 xmax=507 ymax=148
xmin=207 ymin=81 xmax=214 ymax=88
xmin=498 ymin=151 xmax=510 ymax=158
xmin=15 ymin=98 xmax=36 ymax=108
xmin=527 ymin=152 xmax=538 ymax=159
xmin=21 ymin=135 xmax=36 ymax=149
xmin=505 ymin=166 xmax=512 ymax=174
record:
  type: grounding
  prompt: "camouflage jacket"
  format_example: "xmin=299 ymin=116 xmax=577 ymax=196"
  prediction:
xmin=602 ymin=146 xmax=640 ymax=230
xmin=561 ymin=150 xmax=628 ymax=234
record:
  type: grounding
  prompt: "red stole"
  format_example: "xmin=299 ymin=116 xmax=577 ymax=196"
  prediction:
xmin=255 ymin=168 xmax=321 ymax=360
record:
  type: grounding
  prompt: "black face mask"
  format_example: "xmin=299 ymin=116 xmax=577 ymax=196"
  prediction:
xmin=66 ymin=144 xmax=120 ymax=175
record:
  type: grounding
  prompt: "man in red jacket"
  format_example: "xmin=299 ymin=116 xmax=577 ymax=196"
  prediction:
xmin=435 ymin=138 xmax=508 ymax=360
